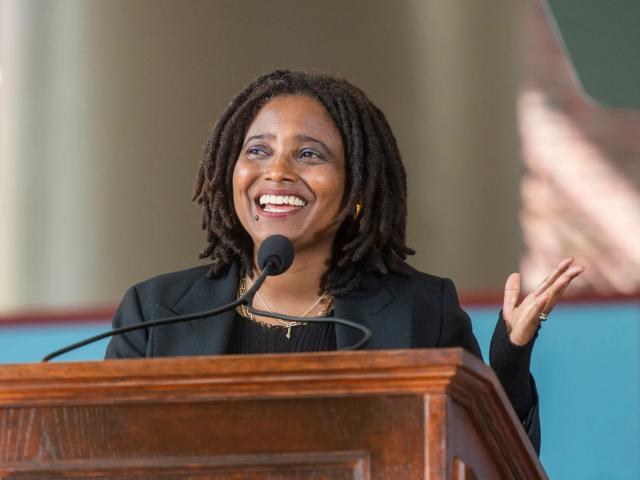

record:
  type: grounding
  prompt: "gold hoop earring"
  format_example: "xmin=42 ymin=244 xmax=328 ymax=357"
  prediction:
xmin=354 ymin=203 xmax=362 ymax=220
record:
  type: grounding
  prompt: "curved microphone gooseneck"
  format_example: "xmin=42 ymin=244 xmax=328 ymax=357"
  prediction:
xmin=41 ymin=235 xmax=372 ymax=362
xmin=41 ymin=262 xmax=275 ymax=362
xmin=246 ymin=305 xmax=371 ymax=351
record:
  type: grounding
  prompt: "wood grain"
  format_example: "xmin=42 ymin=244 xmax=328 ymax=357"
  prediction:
xmin=0 ymin=349 xmax=547 ymax=480
xmin=1 ymin=451 xmax=369 ymax=479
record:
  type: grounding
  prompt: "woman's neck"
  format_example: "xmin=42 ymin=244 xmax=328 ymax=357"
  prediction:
xmin=245 ymin=242 xmax=333 ymax=323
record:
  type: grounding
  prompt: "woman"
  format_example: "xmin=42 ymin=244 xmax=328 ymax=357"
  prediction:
xmin=105 ymin=70 xmax=584 ymax=455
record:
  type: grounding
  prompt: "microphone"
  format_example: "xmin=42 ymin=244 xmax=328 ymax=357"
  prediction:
xmin=257 ymin=234 xmax=294 ymax=275
xmin=42 ymin=236 xmax=372 ymax=362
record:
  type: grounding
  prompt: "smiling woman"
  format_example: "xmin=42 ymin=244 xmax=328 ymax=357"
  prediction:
xmin=105 ymin=70 xmax=585 ymax=455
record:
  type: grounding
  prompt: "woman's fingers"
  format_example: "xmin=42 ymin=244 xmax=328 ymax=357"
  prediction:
xmin=542 ymin=265 xmax=586 ymax=315
xmin=543 ymin=282 xmax=569 ymax=316
xmin=533 ymin=257 xmax=574 ymax=296
xmin=540 ymin=274 xmax=571 ymax=316
xmin=503 ymin=273 xmax=522 ymax=316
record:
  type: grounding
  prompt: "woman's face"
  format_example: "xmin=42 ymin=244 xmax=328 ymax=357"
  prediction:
xmin=233 ymin=95 xmax=346 ymax=257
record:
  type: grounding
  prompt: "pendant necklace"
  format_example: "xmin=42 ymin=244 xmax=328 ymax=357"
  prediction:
xmin=240 ymin=276 xmax=333 ymax=339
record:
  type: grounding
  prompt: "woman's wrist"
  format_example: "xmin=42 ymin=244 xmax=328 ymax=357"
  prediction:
xmin=489 ymin=310 xmax=537 ymax=419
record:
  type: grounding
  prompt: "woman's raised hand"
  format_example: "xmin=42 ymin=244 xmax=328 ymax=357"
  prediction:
xmin=502 ymin=257 xmax=585 ymax=346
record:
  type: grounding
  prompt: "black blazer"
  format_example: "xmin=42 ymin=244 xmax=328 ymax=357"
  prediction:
xmin=105 ymin=260 xmax=541 ymax=453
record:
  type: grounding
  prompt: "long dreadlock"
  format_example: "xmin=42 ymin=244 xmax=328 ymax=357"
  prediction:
xmin=192 ymin=70 xmax=415 ymax=296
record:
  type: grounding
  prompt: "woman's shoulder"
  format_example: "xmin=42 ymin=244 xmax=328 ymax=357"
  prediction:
xmin=134 ymin=263 xmax=212 ymax=287
xmin=378 ymin=262 xmax=453 ymax=297
xmin=128 ymin=263 xmax=220 ymax=305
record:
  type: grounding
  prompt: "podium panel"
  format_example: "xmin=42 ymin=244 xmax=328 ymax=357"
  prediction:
xmin=0 ymin=349 xmax=547 ymax=480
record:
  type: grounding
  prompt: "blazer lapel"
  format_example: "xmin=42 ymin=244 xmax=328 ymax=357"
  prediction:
xmin=152 ymin=261 xmax=413 ymax=355
xmin=152 ymin=262 xmax=239 ymax=357
xmin=334 ymin=273 xmax=412 ymax=350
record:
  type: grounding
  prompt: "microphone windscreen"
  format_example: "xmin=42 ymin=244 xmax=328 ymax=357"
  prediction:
xmin=257 ymin=235 xmax=295 ymax=276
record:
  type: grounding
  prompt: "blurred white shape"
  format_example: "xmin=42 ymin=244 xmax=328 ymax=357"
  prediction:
xmin=519 ymin=90 xmax=640 ymax=294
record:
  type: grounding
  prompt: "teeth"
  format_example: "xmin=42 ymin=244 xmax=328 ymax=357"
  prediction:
xmin=259 ymin=194 xmax=307 ymax=207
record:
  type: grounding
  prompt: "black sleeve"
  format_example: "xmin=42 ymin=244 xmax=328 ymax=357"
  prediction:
xmin=490 ymin=312 xmax=541 ymax=455
xmin=439 ymin=278 xmax=541 ymax=456
xmin=104 ymin=286 xmax=149 ymax=359
xmin=490 ymin=313 xmax=537 ymax=419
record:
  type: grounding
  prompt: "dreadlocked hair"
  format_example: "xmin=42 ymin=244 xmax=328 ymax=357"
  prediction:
xmin=192 ymin=70 xmax=415 ymax=296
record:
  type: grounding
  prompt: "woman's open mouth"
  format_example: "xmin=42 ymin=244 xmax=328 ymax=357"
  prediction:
xmin=255 ymin=193 xmax=308 ymax=216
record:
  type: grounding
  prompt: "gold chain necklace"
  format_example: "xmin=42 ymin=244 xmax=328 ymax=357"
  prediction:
xmin=238 ymin=276 xmax=333 ymax=339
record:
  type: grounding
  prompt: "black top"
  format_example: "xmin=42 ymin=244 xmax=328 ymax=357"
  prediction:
xmin=228 ymin=312 xmax=337 ymax=354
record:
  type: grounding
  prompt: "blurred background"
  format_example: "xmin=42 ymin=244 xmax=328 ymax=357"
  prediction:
xmin=0 ymin=1 xmax=639 ymax=478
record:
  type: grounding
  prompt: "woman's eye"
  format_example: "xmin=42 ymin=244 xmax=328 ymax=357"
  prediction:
xmin=300 ymin=150 xmax=323 ymax=159
xmin=247 ymin=147 xmax=269 ymax=156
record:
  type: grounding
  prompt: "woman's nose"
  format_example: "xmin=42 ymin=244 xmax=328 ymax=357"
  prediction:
xmin=263 ymin=154 xmax=298 ymax=182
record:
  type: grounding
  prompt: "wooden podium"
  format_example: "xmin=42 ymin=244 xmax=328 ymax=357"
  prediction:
xmin=0 ymin=349 xmax=547 ymax=480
